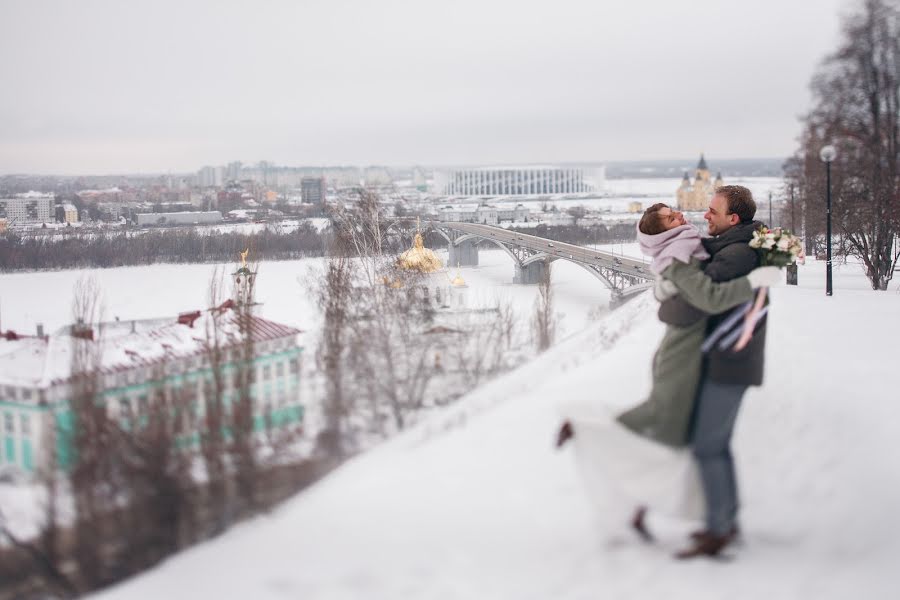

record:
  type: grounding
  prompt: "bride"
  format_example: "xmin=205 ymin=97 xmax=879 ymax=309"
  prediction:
xmin=557 ymin=203 xmax=779 ymax=539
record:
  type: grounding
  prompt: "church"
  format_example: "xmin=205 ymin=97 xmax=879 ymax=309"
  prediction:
xmin=676 ymin=154 xmax=723 ymax=212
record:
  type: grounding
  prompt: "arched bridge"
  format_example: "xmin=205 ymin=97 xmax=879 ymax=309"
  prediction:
xmin=425 ymin=221 xmax=655 ymax=304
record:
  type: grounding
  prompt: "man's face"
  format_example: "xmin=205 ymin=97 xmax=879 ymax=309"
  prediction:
xmin=658 ymin=206 xmax=686 ymax=230
xmin=705 ymin=194 xmax=739 ymax=236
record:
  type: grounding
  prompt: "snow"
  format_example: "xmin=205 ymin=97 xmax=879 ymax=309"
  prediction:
xmin=0 ymin=248 xmax=619 ymax=343
xmin=87 ymin=258 xmax=898 ymax=600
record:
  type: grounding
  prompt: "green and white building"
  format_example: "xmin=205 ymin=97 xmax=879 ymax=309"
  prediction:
xmin=0 ymin=301 xmax=304 ymax=477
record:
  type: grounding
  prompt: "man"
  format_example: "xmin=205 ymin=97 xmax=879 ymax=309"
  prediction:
xmin=658 ymin=185 xmax=768 ymax=559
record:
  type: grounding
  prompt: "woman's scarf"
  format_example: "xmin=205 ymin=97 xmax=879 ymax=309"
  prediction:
xmin=636 ymin=223 xmax=709 ymax=275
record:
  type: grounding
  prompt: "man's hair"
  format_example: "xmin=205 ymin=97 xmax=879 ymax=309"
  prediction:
xmin=638 ymin=203 xmax=669 ymax=235
xmin=714 ymin=185 xmax=756 ymax=223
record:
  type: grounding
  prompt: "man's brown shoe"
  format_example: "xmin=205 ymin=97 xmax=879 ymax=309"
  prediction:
xmin=689 ymin=524 xmax=740 ymax=542
xmin=675 ymin=532 xmax=734 ymax=559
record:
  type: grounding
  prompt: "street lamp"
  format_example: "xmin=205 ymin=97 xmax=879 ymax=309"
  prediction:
xmin=819 ymin=144 xmax=837 ymax=296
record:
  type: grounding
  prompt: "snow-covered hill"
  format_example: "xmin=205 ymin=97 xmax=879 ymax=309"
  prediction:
xmin=93 ymin=262 xmax=898 ymax=600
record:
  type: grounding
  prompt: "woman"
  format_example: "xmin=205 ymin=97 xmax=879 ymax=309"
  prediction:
xmin=558 ymin=203 xmax=779 ymax=539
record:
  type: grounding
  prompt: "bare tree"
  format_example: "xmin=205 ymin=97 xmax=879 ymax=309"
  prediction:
xmin=328 ymin=191 xmax=437 ymax=435
xmin=450 ymin=300 xmax=518 ymax=388
xmin=788 ymin=0 xmax=900 ymax=289
xmin=201 ymin=267 xmax=230 ymax=531
xmin=67 ymin=276 xmax=114 ymax=589
xmin=531 ymin=262 xmax=556 ymax=351
xmin=313 ymin=255 xmax=354 ymax=458
xmin=111 ymin=362 xmax=195 ymax=570
xmin=229 ymin=262 xmax=259 ymax=513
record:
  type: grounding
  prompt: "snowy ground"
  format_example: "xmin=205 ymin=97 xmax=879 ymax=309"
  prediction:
xmin=86 ymin=259 xmax=899 ymax=600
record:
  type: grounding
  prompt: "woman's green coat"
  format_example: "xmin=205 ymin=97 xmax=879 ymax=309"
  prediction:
xmin=616 ymin=258 xmax=753 ymax=447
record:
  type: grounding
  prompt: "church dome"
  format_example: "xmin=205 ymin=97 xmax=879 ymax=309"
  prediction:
xmin=398 ymin=233 xmax=443 ymax=273
xmin=450 ymin=269 xmax=467 ymax=287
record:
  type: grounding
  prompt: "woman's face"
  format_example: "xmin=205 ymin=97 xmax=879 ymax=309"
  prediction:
xmin=658 ymin=206 xmax=686 ymax=230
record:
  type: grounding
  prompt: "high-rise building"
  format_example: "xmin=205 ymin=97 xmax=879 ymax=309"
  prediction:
xmin=226 ymin=161 xmax=243 ymax=182
xmin=301 ymin=177 xmax=327 ymax=206
xmin=0 ymin=193 xmax=54 ymax=225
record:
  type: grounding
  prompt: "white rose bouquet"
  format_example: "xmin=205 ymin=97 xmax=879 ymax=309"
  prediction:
xmin=748 ymin=226 xmax=805 ymax=267
xmin=729 ymin=227 xmax=804 ymax=351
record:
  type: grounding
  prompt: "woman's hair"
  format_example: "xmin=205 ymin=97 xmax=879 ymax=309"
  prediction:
xmin=638 ymin=203 xmax=670 ymax=235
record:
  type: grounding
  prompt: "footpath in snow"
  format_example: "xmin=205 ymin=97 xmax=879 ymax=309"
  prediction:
xmin=91 ymin=261 xmax=898 ymax=600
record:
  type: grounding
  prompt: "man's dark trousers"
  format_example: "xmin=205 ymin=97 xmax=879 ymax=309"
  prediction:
xmin=691 ymin=380 xmax=747 ymax=535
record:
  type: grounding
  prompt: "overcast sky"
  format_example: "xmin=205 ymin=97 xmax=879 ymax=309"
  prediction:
xmin=0 ymin=0 xmax=849 ymax=175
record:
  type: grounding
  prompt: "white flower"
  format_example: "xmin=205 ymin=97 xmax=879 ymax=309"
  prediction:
xmin=749 ymin=238 xmax=762 ymax=248
xmin=763 ymin=238 xmax=776 ymax=249
xmin=777 ymin=237 xmax=791 ymax=251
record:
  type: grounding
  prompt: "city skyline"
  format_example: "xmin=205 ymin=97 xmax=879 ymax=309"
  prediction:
xmin=2 ymin=0 xmax=847 ymax=175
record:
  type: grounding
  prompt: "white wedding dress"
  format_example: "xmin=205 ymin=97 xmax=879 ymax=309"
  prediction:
xmin=561 ymin=400 xmax=705 ymax=524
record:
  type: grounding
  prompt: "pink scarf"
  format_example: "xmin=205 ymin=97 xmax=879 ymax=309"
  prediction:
xmin=636 ymin=223 xmax=710 ymax=275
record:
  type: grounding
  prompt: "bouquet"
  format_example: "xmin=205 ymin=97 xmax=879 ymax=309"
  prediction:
xmin=730 ymin=227 xmax=804 ymax=352
xmin=748 ymin=226 xmax=805 ymax=267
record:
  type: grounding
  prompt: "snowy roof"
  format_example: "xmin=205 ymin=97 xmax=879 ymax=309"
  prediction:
xmin=0 ymin=306 xmax=302 ymax=390
xmin=11 ymin=191 xmax=54 ymax=199
xmin=440 ymin=204 xmax=480 ymax=211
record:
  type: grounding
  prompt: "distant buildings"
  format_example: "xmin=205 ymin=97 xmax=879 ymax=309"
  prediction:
xmin=300 ymin=177 xmax=327 ymax=206
xmin=438 ymin=202 xmax=530 ymax=225
xmin=677 ymin=154 xmax=723 ymax=212
xmin=135 ymin=211 xmax=223 ymax=227
xmin=197 ymin=166 xmax=225 ymax=188
xmin=62 ymin=203 xmax=79 ymax=224
xmin=0 ymin=193 xmax=54 ymax=225
xmin=433 ymin=166 xmax=605 ymax=196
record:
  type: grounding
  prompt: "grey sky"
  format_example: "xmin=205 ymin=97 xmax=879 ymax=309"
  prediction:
xmin=0 ymin=0 xmax=848 ymax=175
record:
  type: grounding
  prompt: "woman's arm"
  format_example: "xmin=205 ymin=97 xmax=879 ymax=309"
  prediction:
xmin=662 ymin=260 xmax=753 ymax=314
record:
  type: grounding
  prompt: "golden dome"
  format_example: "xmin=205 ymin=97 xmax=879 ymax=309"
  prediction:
xmin=450 ymin=269 xmax=467 ymax=287
xmin=398 ymin=232 xmax=443 ymax=273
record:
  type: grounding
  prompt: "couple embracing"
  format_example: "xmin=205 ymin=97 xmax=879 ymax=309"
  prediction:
xmin=558 ymin=185 xmax=779 ymax=559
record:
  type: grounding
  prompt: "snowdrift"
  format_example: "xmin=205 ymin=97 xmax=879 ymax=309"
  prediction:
xmin=93 ymin=280 xmax=899 ymax=600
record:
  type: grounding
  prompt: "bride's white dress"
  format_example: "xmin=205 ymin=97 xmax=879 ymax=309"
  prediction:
xmin=562 ymin=400 xmax=705 ymax=523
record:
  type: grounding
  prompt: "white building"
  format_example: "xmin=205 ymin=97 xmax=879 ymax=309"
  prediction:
xmin=438 ymin=202 xmax=530 ymax=225
xmin=0 ymin=303 xmax=304 ymax=478
xmin=196 ymin=166 xmax=224 ymax=188
xmin=433 ymin=166 xmax=605 ymax=196
xmin=0 ymin=192 xmax=54 ymax=226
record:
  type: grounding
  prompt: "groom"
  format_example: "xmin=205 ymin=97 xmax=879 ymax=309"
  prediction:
xmin=658 ymin=185 xmax=768 ymax=558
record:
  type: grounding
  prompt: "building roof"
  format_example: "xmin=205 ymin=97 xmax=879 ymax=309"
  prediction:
xmin=0 ymin=305 xmax=302 ymax=390
xmin=697 ymin=154 xmax=709 ymax=171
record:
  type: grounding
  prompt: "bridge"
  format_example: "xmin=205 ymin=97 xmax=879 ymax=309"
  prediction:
xmin=425 ymin=221 xmax=655 ymax=305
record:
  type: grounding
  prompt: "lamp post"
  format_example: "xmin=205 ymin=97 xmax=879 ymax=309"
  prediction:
xmin=819 ymin=145 xmax=837 ymax=296
xmin=790 ymin=184 xmax=795 ymax=232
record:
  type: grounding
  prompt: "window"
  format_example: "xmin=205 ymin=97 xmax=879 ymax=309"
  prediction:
xmin=289 ymin=358 xmax=300 ymax=375
xmin=22 ymin=388 xmax=32 ymax=401
xmin=137 ymin=394 xmax=149 ymax=415
xmin=276 ymin=362 xmax=284 ymax=378
xmin=20 ymin=414 xmax=30 ymax=436
xmin=4 ymin=413 xmax=14 ymax=435
xmin=263 ymin=365 xmax=272 ymax=380
xmin=119 ymin=398 xmax=132 ymax=420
